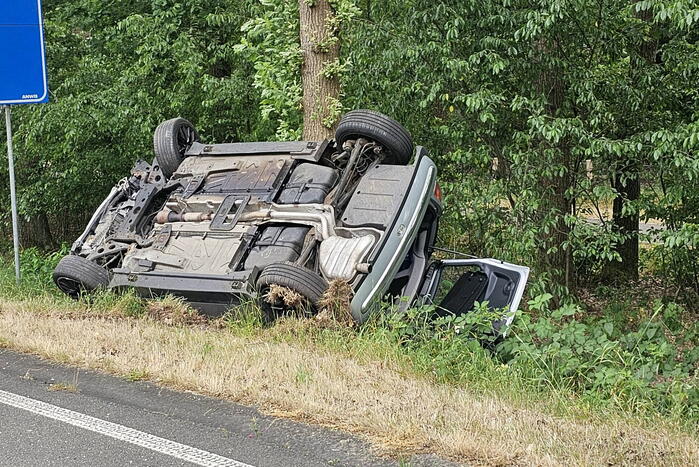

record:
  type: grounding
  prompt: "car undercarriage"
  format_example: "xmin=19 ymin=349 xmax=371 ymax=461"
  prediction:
xmin=54 ymin=110 xmax=529 ymax=329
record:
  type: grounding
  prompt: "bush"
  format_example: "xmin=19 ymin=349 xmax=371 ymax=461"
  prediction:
xmin=369 ymin=303 xmax=506 ymax=383
xmin=498 ymin=294 xmax=699 ymax=422
xmin=643 ymin=224 xmax=699 ymax=298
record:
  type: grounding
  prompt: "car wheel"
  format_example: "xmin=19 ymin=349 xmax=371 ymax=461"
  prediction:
xmin=153 ymin=118 xmax=199 ymax=178
xmin=335 ymin=110 xmax=413 ymax=165
xmin=256 ymin=262 xmax=329 ymax=322
xmin=53 ymin=255 xmax=110 ymax=299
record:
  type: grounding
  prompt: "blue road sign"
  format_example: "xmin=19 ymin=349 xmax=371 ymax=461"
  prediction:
xmin=0 ymin=0 xmax=49 ymax=105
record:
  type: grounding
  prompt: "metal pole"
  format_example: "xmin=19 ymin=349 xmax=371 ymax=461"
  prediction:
xmin=4 ymin=106 xmax=21 ymax=283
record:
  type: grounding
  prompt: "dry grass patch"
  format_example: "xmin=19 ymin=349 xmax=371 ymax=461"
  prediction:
xmin=265 ymin=285 xmax=306 ymax=309
xmin=146 ymin=296 xmax=209 ymax=327
xmin=0 ymin=301 xmax=696 ymax=466
xmin=316 ymin=280 xmax=355 ymax=327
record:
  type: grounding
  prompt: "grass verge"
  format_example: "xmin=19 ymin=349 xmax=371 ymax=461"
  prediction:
xmin=0 ymin=296 xmax=696 ymax=466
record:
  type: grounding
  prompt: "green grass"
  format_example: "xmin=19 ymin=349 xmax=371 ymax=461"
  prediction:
xmin=4 ymin=248 xmax=698 ymax=437
xmin=223 ymin=308 xmax=698 ymax=435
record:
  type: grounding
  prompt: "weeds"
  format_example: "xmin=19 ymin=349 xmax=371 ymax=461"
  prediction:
xmin=500 ymin=294 xmax=699 ymax=423
xmin=223 ymin=299 xmax=265 ymax=334
xmin=126 ymin=369 xmax=150 ymax=382
xmin=48 ymin=382 xmax=79 ymax=393
xmin=0 ymin=247 xmax=69 ymax=301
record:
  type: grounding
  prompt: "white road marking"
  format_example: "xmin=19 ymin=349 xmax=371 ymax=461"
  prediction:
xmin=0 ymin=389 xmax=254 ymax=467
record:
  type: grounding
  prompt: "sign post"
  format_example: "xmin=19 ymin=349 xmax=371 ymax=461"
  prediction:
xmin=4 ymin=107 xmax=20 ymax=282
xmin=0 ymin=0 xmax=50 ymax=282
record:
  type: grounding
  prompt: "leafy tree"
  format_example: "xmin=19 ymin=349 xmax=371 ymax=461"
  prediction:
xmin=1 ymin=0 xmax=697 ymax=302
xmin=1 ymin=0 xmax=265 ymax=246
xmin=343 ymin=0 xmax=699 ymax=295
xmin=237 ymin=0 xmax=359 ymax=139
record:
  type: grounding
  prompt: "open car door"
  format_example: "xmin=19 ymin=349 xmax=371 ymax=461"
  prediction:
xmin=419 ymin=258 xmax=530 ymax=335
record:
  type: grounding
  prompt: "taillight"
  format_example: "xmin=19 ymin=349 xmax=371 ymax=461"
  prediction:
xmin=434 ymin=182 xmax=443 ymax=202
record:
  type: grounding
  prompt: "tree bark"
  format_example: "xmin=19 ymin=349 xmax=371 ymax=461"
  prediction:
xmin=545 ymin=156 xmax=574 ymax=289
xmin=535 ymin=41 xmax=574 ymax=290
xmin=22 ymin=212 xmax=55 ymax=250
xmin=299 ymin=0 xmax=341 ymax=140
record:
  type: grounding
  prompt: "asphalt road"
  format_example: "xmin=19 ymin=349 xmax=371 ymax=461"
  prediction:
xmin=0 ymin=350 xmax=456 ymax=467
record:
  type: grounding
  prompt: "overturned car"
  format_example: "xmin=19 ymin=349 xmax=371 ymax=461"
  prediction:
xmin=54 ymin=110 xmax=529 ymax=327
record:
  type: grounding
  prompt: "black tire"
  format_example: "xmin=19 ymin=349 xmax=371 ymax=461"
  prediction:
xmin=53 ymin=255 xmax=110 ymax=299
xmin=256 ymin=262 xmax=328 ymax=321
xmin=335 ymin=110 xmax=413 ymax=165
xmin=153 ymin=118 xmax=199 ymax=178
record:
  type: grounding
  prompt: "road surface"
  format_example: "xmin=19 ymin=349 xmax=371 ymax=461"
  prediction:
xmin=0 ymin=350 xmax=455 ymax=467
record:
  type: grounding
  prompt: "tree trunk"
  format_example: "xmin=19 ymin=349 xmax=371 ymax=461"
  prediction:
xmin=22 ymin=212 xmax=55 ymax=250
xmin=606 ymin=9 xmax=656 ymax=282
xmin=299 ymin=0 xmax=341 ymax=140
xmin=544 ymin=159 xmax=574 ymax=289
xmin=607 ymin=172 xmax=640 ymax=281
xmin=535 ymin=40 xmax=574 ymax=290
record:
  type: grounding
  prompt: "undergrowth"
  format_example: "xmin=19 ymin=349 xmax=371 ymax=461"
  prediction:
xmin=3 ymin=248 xmax=698 ymax=433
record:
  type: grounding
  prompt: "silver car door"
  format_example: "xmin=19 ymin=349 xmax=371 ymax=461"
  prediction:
xmin=421 ymin=258 xmax=530 ymax=335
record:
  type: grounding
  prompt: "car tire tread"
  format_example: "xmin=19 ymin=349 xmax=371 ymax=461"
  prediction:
xmin=53 ymin=255 xmax=110 ymax=297
xmin=335 ymin=110 xmax=413 ymax=165
xmin=153 ymin=118 xmax=198 ymax=178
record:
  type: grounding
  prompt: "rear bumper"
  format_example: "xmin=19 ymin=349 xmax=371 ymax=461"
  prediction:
xmin=349 ymin=153 xmax=438 ymax=323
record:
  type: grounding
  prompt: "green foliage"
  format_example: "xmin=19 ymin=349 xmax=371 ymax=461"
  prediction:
xmin=370 ymin=303 xmax=508 ymax=382
xmin=20 ymin=246 xmax=67 ymax=285
xmin=1 ymin=0 xmax=266 ymax=231
xmin=343 ymin=0 xmax=699 ymax=293
xmin=645 ymin=225 xmax=699 ymax=295
xmin=499 ymin=294 xmax=699 ymax=421
xmin=236 ymin=0 xmax=304 ymax=140
xmin=0 ymin=246 xmax=68 ymax=299
xmin=89 ymin=289 xmax=147 ymax=317
xmin=1 ymin=0 xmax=695 ymax=302
xmin=0 ymin=248 xmax=147 ymax=317
xmin=236 ymin=0 xmax=360 ymax=137
xmin=0 ymin=0 xmax=696 ymax=430
xmin=356 ymin=294 xmax=699 ymax=425
xmin=223 ymin=299 xmax=266 ymax=334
